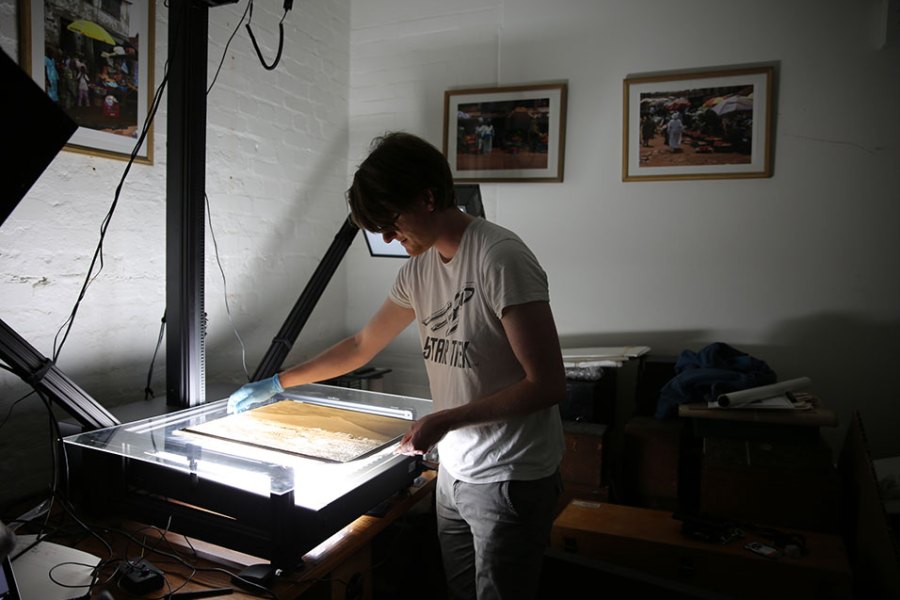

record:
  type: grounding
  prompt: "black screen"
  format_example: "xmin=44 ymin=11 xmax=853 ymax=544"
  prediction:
xmin=0 ymin=557 xmax=20 ymax=600
xmin=454 ymin=183 xmax=484 ymax=218
xmin=0 ymin=47 xmax=77 ymax=228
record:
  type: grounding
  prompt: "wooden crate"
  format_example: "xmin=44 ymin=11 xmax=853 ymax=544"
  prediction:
xmin=700 ymin=436 xmax=841 ymax=532
xmin=550 ymin=500 xmax=852 ymax=600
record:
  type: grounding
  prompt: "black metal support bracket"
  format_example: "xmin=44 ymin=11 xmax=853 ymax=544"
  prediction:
xmin=166 ymin=0 xmax=210 ymax=408
xmin=0 ymin=318 xmax=119 ymax=430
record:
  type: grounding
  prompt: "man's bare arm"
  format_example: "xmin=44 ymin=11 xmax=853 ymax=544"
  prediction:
xmin=398 ymin=300 xmax=565 ymax=454
xmin=278 ymin=298 xmax=415 ymax=388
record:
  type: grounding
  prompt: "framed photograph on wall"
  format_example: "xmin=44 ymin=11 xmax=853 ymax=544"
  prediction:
xmin=443 ymin=83 xmax=567 ymax=183
xmin=19 ymin=0 xmax=155 ymax=163
xmin=623 ymin=66 xmax=773 ymax=181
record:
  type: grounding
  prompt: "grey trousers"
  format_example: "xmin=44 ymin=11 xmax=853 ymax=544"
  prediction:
xmin=435 ymin=463 xmax=562 ymax=600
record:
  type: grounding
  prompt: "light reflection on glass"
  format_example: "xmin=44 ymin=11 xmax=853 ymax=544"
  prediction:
xmin=63 ymin=383 xmax=431 ymax=510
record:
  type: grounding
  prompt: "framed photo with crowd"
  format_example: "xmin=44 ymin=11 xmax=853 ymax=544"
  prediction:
xmin=443 ymin=83 xmax=567 ymax=183
xmin=19 ymin=0 xmax=155 ymax=163
xmin=623 ymin=65 xmax=774 ymax=181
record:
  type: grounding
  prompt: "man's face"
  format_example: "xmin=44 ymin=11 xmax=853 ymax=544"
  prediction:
xmin=377 ymin=196 xmax=436 ymax=257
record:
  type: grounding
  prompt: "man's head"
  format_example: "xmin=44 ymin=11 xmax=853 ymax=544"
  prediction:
xmin=347 ymin=132 xmax=455 ymax=234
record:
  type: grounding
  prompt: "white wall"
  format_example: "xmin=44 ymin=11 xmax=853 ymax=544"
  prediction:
xmin=345 ymin=0 xmax=900 ymax=458
xmin=0 ymin=0 xmax=350 ymax=507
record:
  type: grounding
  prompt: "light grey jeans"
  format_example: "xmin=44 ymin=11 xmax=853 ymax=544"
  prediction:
xmin=435 ymin=463 xmax=562 ymax=600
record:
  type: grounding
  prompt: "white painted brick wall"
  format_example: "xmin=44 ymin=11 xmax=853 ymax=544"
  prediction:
xmin=0 ymin=0 xmax=350 ymax=508
xmin=345 ymin=0 xmax=502 ymax=399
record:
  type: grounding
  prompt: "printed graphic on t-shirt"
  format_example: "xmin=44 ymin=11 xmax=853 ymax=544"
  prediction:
xmin=422 ymin=285 xmax=474 ymax=368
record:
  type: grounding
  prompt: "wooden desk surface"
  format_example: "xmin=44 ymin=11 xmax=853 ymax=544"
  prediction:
xmin=59 ymin=470 xmax=436 ymax=599
xmin=552 ymin=499 xmax=852 ymax=600
xmin=677 ymin=402 xmax=837 ymax=427
xmin=554 ymin=500 xmax=849 ymax=571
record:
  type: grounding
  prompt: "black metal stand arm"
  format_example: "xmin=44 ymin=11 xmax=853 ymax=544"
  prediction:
xmin=0 ymin=318 xmax=119 ymax=430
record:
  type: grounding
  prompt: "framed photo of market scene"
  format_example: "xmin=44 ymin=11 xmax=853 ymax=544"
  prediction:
xmin=622 ymin=65 xmax=773 ymax=182
xmin=19 ymin=0 xmax=155 ymax=163
xmin=443 ymin=83 xmax=567 ymax=182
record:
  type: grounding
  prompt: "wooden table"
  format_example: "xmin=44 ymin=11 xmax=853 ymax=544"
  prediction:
xmin=677 ymin=401 xmax=837 ymax=427
xmin=58 ymin=470 xmax=436 ymax=600
xmin=677 ymin=400 xmax=837 ymax=442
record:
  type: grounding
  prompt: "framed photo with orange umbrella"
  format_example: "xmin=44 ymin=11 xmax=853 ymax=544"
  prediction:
xmin=623 ymin=65 xmax=774 ymax=182
xmin=19 ymin=0 xmax=155 ymax=163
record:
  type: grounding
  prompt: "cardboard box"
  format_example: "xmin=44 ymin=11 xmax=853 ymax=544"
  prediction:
xmin=550 ymin=500 xmax=851 ymax=599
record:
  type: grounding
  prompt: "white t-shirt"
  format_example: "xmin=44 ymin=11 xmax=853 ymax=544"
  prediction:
xmin=390 ymin=218 xmax=564 ymax=483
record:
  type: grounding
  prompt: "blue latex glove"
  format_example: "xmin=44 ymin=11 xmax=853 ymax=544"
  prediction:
xmin=227 ymin=374 xmax=284 ymax=414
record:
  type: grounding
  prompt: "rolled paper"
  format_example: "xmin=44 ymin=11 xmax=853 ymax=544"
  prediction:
xmin=716 ymin=377 xmax=812 ymax=408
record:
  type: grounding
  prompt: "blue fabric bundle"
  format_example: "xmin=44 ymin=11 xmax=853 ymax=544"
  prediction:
xmin=655 ymin=342 xmax=777 ymax=419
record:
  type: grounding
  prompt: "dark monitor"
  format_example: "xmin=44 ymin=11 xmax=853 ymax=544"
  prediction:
xmin=0 ymin=556 xmax=21 ymax=600
xmin=363 ymin=228 xmax=410 ymax=258
xmin=1 ymin=48 xmax=77 ymax=228
xmin=455 ymin=183 xmax=484 ymax=219
xmin=363 ymin=184 xmax=485 ymax=258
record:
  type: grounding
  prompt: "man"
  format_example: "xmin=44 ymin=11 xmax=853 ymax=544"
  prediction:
xmin=641 ymin=115 xmax=656 ymax=147
xmin=667 ymin=112 xmax=684 ymax=152
xmin=228 ymin=132 xmax=566 ymax=600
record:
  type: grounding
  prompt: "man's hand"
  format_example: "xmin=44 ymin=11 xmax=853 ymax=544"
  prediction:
xmin=227 ymin=374 xmax=284 ymax=414
xmin=396 ymin=411 xmax=449 ymax=456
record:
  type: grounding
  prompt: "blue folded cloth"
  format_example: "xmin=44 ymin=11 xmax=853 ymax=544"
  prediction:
xmin=655 ymin=342 xmax=777 ymax=419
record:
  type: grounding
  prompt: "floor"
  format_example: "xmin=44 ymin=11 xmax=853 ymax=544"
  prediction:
xmin=369 ymin=509 xmax=719 ymax=600
xmin=371 ymin=509 xmax=446 ymax=600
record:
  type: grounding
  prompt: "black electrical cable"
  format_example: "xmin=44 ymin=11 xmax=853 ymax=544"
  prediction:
xmin=245 ymin=0 xmax=290 ymax=71
xmin=0 ymin=389 xmax=35 ymax=434
xmin=144 ymin=311 xmax=166 ymax=400
xmin=38 ymin=392 xmax=61 ymax=495
xmin=9 ymin=399 xmax=115 ymax=597
xmin=7 ymin=390 xmax=66 ymax=565
xmin=205 ymin=194 xmax=249 ymax=380
xmin=51 ymin=59 xmax=171 ymax=363
xmin=207 ymin=0 xmax=253 ymax=94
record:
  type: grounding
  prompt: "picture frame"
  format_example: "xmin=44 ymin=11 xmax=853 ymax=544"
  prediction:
xmin=19 ymin=0 xmax=156 ymax=163
xmin=623 ymin=66 xmax=773 ymax=181
xmin=443 ymin=83 xmax=567 ymax=183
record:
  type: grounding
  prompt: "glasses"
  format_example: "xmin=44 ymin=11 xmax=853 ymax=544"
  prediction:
xmin=369 ymin=212 xmax=401 ymax=234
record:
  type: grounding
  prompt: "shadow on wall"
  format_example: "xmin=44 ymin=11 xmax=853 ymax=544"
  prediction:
xmin=756 ymin=312 xmax=900 ymax=460
xmin=204 ymin=128 xmax=353 ymax=388
xmin=0 ymin=353 xmax=164 ymax=513
xmin=0 ymin=335 xmax=307 ymax=513
xmin=560 ymin=312 xmax=900 ymax=459
xmin=559 ymin=330 xmax=707 ymax=361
